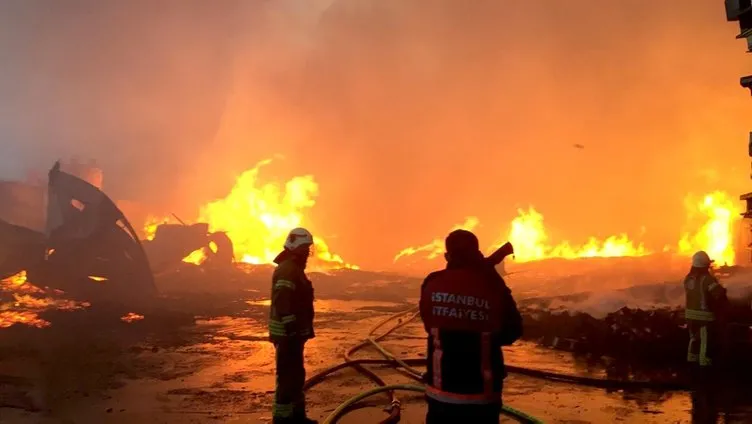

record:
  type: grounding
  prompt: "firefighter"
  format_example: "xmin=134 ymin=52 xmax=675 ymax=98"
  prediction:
xmin=684 ymin=250 xmax=728 ymax=368
xmin=419 ymin=229 xmax=523 ymax=424
xmin=269 ymin=227 xmax=317 ymax=424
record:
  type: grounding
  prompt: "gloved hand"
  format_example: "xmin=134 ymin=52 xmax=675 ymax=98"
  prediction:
xmin=487 ymin=241 xmax=514 ymax=265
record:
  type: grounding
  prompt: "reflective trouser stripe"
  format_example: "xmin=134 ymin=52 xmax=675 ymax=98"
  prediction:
xmin=699 ymin=326 xmax=712 ymax=366
xmin=274 ymin=340 xmax=305 ymax=419
xmin=430 ymin=328 xmax=442 ymax=389
xmin=480 ymin=332 xmax=493 ymax=395
xmin=272 ymin=402 xmax=294 ymax=418
xmin=687 ymin=325 xmax=713 ymax=366
xmin=425 ymin=385 xmax=500 ymax=405
xmin=685 ymin=309 xmax=715 ymax=321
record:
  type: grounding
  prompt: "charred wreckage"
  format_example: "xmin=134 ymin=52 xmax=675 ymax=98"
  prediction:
xmin=0 ymin=161 xmax=234 ymax=306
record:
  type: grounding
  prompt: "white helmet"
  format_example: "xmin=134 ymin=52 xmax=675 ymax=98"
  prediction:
xmin=692 ymin=251 xmax=712 ymax=268
xmin=284 ymin=227 xmax=313 ymax=251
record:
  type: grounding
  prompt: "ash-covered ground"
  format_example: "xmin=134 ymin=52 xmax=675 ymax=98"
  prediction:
xmin=2 ymin=256 xmax=752 ymax=423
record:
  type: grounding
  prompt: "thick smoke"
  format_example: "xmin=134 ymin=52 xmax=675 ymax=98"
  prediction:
xmin=0 ymin=1 xmax=749 ymax=269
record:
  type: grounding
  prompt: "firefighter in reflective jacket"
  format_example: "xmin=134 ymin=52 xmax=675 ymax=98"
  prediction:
xmin=684 ymin=250 xmax=728 ymax=367
xmin=419 ymin=229 xmax=523 ymax=424
xmin=269 ymin=228 xmax=317 ymax=424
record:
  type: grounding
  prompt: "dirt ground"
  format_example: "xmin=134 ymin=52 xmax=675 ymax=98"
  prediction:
xmin=1 ymin=284 xmax=750 ymax=424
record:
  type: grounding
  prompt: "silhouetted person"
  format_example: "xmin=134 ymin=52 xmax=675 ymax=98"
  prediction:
xmin=684 ymin=251 xmax=727 ymax=369
xmin=684 ymin=251 xmax=729 ymax=424
xmin=269 ymin=228 xmax=317 ymax=424
xmin=419 ymin=230 xmax=522 ymax=424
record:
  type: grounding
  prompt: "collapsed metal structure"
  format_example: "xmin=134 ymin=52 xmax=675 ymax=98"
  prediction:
xmin=0 ymin=162 xmax=156 ymax=303
xmin=0 ymin=161 xmax=234 ymax=306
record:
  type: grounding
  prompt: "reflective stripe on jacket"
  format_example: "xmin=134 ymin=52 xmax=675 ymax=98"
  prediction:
xmin=420 ymin=262 xmax=521 ymax=405
xmin=269 ymin=257 xmax=314 ymax=341
xmin=684 ymin=272 xmax=724 ymax=322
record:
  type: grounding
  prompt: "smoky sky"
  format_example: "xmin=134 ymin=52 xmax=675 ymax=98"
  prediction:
xmin=0 ymin=0 xmax=750 ymax=270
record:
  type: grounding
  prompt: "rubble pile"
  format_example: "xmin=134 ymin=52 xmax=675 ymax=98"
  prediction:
xmin=520 ymin=299 xmax=752 ymax=369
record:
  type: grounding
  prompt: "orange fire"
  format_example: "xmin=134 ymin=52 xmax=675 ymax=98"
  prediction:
xmin=145 ymin=159 xmax=356 ymax=270
xmin=395 ymin=191 xmax=742 ymax=266
xmin=0 ymin=271 xmax=89 ymax=329
xmin=394 ymin=210 xmax=646 ymax=263
xmin=182 ymin=248 xmax=209 ymax=265
xmin=143 ymin=216 xmax=170 ymax=241
xmin=677 ymin=191 xmax=741 ymax=266
xmin=503 ymin=207 xmax=648 ymax=262
xmin=121 ymin=312 xmax=145 ymax=323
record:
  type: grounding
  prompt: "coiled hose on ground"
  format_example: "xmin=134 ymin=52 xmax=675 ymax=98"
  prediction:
xmin=303 ymin=306 xmax=689 ymax=423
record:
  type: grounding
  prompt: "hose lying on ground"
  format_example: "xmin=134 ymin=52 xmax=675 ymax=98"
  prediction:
xmin=321 ymin=384 xmax=544 ymax=424
xmin=304 ymin=306 xmax=690 ymax=423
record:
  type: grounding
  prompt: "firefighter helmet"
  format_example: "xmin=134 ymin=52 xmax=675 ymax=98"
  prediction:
xmin=284 ymin=227 xmax=313 ymax=251
xmin=691 ymin=251 xmax=712 ymax=268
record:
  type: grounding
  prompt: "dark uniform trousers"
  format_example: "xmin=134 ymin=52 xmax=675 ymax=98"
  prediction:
xmin=426 ymin=398 xmax=501 ymax=424
xmin=274 ymin=339 xmax=306 ymax=423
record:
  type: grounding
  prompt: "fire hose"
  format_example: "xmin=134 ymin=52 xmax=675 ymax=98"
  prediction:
xmin=302 ymin=305 xmax=692 ymax=424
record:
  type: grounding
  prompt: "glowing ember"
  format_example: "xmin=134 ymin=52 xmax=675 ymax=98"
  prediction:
xmin=196 ymin=159 xmax=357 ymax=270
xmin=143 ymin=216 xmax=171 ymax=241
xmin=182 ymin=248 xmax=208 ymax=265
xmin=121 ymin=312 xmax=144 ymax=323
xmin=88 ymin=275 xmax=108 ymax=282
xmin=0 ymin=311 xmax=50 ymax=329
xmin=0 ymin=271 xmax=44 ymax=294
xmin=504 ymin=207 xmax=648 ymax=262
xmin=678 ymin=191 xmax=741 ymax=266
xmin=0 ymin=271 xmax=89 ymax=329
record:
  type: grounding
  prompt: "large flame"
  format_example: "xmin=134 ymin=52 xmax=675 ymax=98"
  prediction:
xmin=677 ymin=191 xmax=741 ymax=266
xmin=506 ymin=207 xmax=648 ymax=262
xmin=183 ymin=159 xmax=357 ymax=270
xmin=395 ymin=208 xmax=647 ymax=263
xmin=394 ymin=191 xmax=743 ymax=266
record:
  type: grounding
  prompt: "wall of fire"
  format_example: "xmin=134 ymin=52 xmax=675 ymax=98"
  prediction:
xmin=726 ymin=1 xmax=752 ymax=263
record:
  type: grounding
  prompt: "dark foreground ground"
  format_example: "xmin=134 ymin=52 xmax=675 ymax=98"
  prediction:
xmin=1 ymin=262 xmax=751 ymax=423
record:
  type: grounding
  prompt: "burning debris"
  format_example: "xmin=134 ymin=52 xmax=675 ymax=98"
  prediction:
xmin=519 ymin=297 xmax=752 ymax=373
xmin=33 ymin=162 xmax=156 ymax=303
xmin=0 ymin=271 xmax=89 ymax=329
xmin=193 ymin=158 xmax=357 ymax=271
xmin=120 ymin=312 xmax=145 ymax=323
xmin=142 ymin=222 xmax=234 ymax=273
xmin=0 ymin=161 xmax=160 ymax=328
